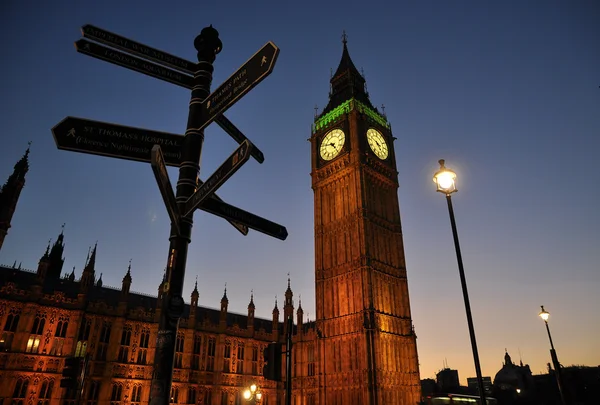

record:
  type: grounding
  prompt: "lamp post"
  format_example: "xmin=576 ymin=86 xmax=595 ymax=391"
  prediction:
xmin=243 ymin=384 xmax=263 ymax=405
xmin=539 ymin=306 xmax=567 ymax=405
xmin=433 ymin=159 xmax=487 ymax=405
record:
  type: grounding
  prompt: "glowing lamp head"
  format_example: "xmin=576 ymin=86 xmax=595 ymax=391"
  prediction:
xmin=243 ymin=390 xmax=251 ymax=400
xmin=256 ymin=392 xmax=262 ymax=401
xmin=250 ymin=385 xmax=257 ymax=393
xmin=539 ymin=305 xmax=550 ymax=322
xmin=433 ymin=159 xmax=457 ymax=195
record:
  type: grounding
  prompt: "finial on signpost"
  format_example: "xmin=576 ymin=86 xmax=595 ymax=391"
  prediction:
xmin=195 ymin=25 xmax=222 ymax=62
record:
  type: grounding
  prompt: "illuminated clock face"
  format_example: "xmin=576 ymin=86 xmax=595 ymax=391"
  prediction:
xmin=367 ymin=128 xmax=388 ymax=160
xmin=320 ymin=129 xmax=345 ymax=161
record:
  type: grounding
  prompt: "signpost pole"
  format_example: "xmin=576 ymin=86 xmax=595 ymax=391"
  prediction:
xmin=148 ymin=26 xmax=222 ymax=405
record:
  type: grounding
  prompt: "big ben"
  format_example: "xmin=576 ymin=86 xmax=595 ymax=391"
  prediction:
xmin=310 ymin=35 xmax=421 ymax=404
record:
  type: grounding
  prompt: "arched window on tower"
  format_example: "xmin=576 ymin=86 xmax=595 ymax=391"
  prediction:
xmin=75 ymin=318 xmax=91 ymax=358
xmin=96 ymin=322 xmax=112 ymax=361
xmin=170 ymin=386 xmax=179 ymax=404
xmin=1 ymin=309 xmax=20 ymax=351
xmin=131 ymin=385 xmax=142 ymax=405
xmin=50 ymin=316 xmax=69 ymax=356
xmin=86 ymin=381 xmax=101 ymax=405
xmin=110 ymin=384 xmax=123 ymax=405
xmin=26 ymin=312 xmax=46 ymax=353
xmin=137 ymin=327 xmax=150 ymax=364
xmin=174 ymin=333 xmax=184 ymax=369
xmin=191 ymin=334 xmax=202 ymax=370
xmin=12 ymin=378 xmax=29 ymax=405
xmin=118 ymin=325 xmax=132 ymax=363
xmin=37 ymin=379 xmax=54 ymax=405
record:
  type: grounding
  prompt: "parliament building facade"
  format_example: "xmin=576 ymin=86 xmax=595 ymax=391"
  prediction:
xmin=0 ymin=39 xmax=421 ymax=405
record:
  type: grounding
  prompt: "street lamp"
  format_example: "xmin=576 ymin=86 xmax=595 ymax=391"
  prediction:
xmin=539 ymin=306 xmax=567 ymax=405
xmin=433 ymin=159 xmax=487 ymax=405
xmin=243 ymin=384 xmax=262 ymax=404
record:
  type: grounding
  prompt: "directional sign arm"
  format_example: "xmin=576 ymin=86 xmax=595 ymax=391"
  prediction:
xmin=151 ymin=146 xmax=180 ymax=233
xmin=199 ymin=198 xmax=288 ymax=241
xmin=214 ymin=116 xmax=264 ymax=163
xmin=81 ymin=24 xmax=196 ymax=75
xmin=184 ymin=140 xmax=254 ymax=217
xmin=197 ymin=42 xmax=280 ymax=131
xmin=75 ymin=39 xmax=194 ymax=89
xmin=197 ymin=185 xmax=248 ymax=236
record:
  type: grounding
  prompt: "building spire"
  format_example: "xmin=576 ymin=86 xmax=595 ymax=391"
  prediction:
xmin=0 ymin=142 xmax=32 ymax=251
xmin=319 ymin=31 xmax=374 ymax=117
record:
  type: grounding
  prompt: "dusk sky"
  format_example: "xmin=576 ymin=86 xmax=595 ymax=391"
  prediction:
xmin=1 ymin=0 xmax=598 ymax=383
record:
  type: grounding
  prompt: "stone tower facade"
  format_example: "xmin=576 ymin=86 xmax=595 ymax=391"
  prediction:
xmin=0 ymin=144 xmax=30 ymax=251
xmin=310 ymin=37 xmax=421 ymax=404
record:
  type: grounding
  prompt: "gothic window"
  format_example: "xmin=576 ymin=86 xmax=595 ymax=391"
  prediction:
xmin=0 ymin=331 xmax=14 ymax=351
xmin=236 ymin=344 xmax=245 ymax=374
xmin=26 ymin=312 xmax=46 ymax=353
xmin=75 ymin=318 xmax=91 ymax=358
xmin=86 ymin=381 xmax=101 ymax=405
xmin=223 ymin=341 xmax=231 ymax=372
xmin=170 ymin=386 xmax=179 ymax=403
xmin=110 ymin=384 xmax=123 ymax=405
xmin=137 ymin=328 xmax=150 ymax=364
xmin=187 ymin=387 xmax=197 ymax=404
xmin=131 ymin=385 xmax=142 ymax=405
xmin=174 ymin=333 xmax=184 ymax=369
xmin=118 ymin=326 xmax=132 ymax=363
xmin=251 ymin=345 xmax=258 ymax=375
xmin=55 ymin=318 xmax=69 ymax=337
xmin=96 ymin=322 xmax=112 ymax=361
xmin=191 ymin=334 xmax=201 ymax=370
xmin=206 ymin=337 xmax=216 ymax=371
xmin=220 ymin=391 xmax=228 ymax=405
xmin=308 ymin=345 xmax=315 ymax=376
xmin=3 ymin=311 xmax=20 ymax=331
xmin=307 ymin=394 xmax=316 ymax=405
xmin=37 ymin=380 xmax=54 ymax=405
xmin=201 ymin=390 xmax=212 ymax=405
xmin=62 ymin=385 xmax=77 ymax=405
xmin=12 ymin=378 xmax=29 ymax=405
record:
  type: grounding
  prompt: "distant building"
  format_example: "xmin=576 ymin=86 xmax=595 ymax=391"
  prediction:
xmin=421 ymin=378 xmax=438 ymax=397
xmin=437 ymin=368 xmax=460 ymax=392
xmin=492 ymin=350 xmax=535 ymax=402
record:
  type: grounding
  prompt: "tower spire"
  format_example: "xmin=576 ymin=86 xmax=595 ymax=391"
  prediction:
xmin=0 ymin=143 xmax=32 ymax=251
xmin=319 ymin=31 xmax=374 ymax=117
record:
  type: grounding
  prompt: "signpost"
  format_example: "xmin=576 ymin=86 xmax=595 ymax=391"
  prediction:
xmin=196 ymin=41 xmax=280 ymax=130
xmin=78 ymin=29 xmax=267 ymax=165
xmin=56 ymin=24 xmax=287 ymax=405
xmin=151 ymin=146 xmax=180 ymax=233
xmin=184 ymin=140 xmax=253 ymax=217
xmin=52 ymin=116 xmax=183 ymax=166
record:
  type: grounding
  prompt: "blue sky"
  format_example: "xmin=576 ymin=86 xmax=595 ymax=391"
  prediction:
xmin=1 ymin=0 xmax=598 ymax=382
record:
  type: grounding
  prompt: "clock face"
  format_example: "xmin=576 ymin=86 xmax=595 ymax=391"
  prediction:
xmin=366 ymin=128 xmax=389 ymax=160
xmin=320 ymin=129 xmax=345 ymax=161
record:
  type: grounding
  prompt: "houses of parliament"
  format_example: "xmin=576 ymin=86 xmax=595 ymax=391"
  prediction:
xmin=0 ymin=38 xmax=421 ymax=405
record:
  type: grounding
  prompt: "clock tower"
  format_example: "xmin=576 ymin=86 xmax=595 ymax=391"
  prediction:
xmin=310 ymin=36 xmax=421 ymax=404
